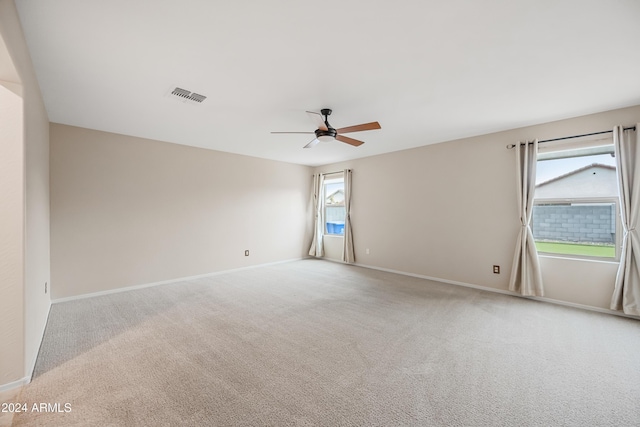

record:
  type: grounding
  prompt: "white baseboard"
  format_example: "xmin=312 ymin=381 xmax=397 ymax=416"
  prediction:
xmin=0 ymin=376 xmax=30 ymax=393
xmin=25 ymin=301 xmax=52 ymax=381
xmin=352 ymin=261 xmax=639 ymax=321
xmin=51 ymin=258 xmax=303 ymax=304
xmin=353 ymin=261 xmax=517 ymax=296
xmin=530 ymin=295 xmax=632 ymax=317
xmin=1 ymin=301 xmax=53 ymax=393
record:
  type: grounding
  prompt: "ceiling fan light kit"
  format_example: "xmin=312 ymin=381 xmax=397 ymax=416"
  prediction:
xmin=272 ymin=108 xmax=381 ymax=148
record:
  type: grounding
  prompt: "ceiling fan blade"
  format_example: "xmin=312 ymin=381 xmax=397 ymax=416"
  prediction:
xmin=336 ymin=121 xmax=381 ymax=134
xmin=306 ymin=111 xmax=328 ymax=131
xmin=304 ymin=138 xmax=320 ymax=149
xmin=336 ymin=135 xmax=365 ymax=147
xmin=271 ymin=131 xmax=315 ymax=134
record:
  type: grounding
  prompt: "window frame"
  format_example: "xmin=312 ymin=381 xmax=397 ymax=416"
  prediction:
xmin=534 ymin=139 xmax=621 ymax=263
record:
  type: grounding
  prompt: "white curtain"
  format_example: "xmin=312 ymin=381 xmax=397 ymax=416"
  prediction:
xmin=509 ymin=139 xmax=544 ymax=296
xmin=308 ymin=173 xmax=325 ymax=257
xmin=342 ymin=169 xmax=355 ymax=263
xmin=611 ymin=125 xmax=640 ymax=316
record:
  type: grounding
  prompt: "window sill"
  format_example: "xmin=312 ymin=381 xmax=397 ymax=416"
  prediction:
xmin=538 ymin=254 xmax=619 ymax=265
xmin=323 ymin=234 xmax=344 ymax=238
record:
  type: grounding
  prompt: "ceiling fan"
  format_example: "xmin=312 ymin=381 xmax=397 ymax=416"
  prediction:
xmin=271 ymin=109 xmax=381 ymax=148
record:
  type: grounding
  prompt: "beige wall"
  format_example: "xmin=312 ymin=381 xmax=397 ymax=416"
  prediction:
xmin=0 ymin=0 xmax=51 ymax=389
xmin=50 ymin=124 xmax=312 ymax=299
xmin=316 ymin=105 xmax=640 ymax=311
xmin=23 ymin=77 xmax=50 ymax=376
xmin=0 ymin=83 xmax=25 ymax=386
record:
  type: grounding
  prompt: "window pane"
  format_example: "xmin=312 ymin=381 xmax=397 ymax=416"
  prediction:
xmin=532 ymin=203 xmax=616 ymax=258
xmin=324 ymin=180 xmax=345 ymax=235
xmin=536 ymin=152 xmax=617 ymax=187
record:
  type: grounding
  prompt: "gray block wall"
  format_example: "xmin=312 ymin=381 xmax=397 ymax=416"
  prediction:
xmin=532 ymin=204 xmax=615 ymax=244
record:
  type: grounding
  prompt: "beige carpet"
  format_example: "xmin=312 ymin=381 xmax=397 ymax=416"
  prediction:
xmin=9 ymin=259 xmax=640 ymax=426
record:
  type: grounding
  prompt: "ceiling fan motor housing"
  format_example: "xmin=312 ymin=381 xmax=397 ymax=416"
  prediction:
xmin=316 ymin=128 xmax=337 ymax=142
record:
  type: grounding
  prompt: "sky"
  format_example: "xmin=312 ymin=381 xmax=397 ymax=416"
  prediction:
xmin=325 ymin=181 xmax=343 ymax=195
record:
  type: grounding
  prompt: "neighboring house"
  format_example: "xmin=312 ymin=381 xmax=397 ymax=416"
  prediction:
xmin=326 ymin=188 xmax=345 ymax=205
xmin=535 ymin=163 xmax=617 ymax=199
xmin=533 ymin=164 xmax=618 ymax=245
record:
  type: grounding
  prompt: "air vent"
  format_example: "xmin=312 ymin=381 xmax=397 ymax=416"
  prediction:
xmin=168 ymin=86 xmax=207 ymax=104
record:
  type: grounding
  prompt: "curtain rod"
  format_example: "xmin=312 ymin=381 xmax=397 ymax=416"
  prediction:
xmin=506 ymin=126 xmax=637 ymax=149
xmin=315 ymin=170 xmax=349 ymax=176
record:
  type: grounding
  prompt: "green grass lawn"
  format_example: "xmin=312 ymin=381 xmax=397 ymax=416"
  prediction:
xmin=535 ymin=241 xmax=615 ymax=258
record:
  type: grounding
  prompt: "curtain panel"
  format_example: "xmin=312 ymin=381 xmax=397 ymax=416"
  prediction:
xmin=342 ymin=169 xmax=355 ymax=263
xmin=308 ymin=173 xmax=325 ymax=257
xmin=611 ymin=125 xmax=640 ymax=316
xmin=509 ymin=139 xmax=544 ymax=296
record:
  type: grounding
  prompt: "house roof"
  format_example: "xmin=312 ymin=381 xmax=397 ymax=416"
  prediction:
xmin=326 ymin=189 xmax=344 ymax=200
xmin=536 ymin=163 xmax=616 ymax=187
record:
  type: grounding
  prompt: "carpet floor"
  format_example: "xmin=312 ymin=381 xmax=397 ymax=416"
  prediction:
xmin=9 ymin=259 xmax=640 ymax=426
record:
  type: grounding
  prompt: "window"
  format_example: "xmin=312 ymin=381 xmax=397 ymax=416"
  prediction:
xmin=324 ymin=177 xmax=345 ymax=236
xmin=533 ymin=143 xmax=620 ymax=260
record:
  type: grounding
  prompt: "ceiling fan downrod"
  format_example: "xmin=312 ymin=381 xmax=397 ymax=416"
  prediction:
xmin=320 ymin=108 xmax=333 ymax=129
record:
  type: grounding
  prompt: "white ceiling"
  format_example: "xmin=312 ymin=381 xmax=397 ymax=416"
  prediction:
xmin=14 ymin=0 xmax=640 ymax=166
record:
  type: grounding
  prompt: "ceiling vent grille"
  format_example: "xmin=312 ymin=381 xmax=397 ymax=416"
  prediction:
xmin=168 ymin=87 xmax=207 ymax=104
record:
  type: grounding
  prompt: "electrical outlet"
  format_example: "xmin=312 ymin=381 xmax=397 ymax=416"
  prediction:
xmin=493 ymin=265 xmax=500 ymax=274
xmin=45 ymin=282 xmax=47 ymax=293
xmin=244 ymin=250 xmax=249 ymax=256
xmin=366 ymin=248 xmax=370 ymax=255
